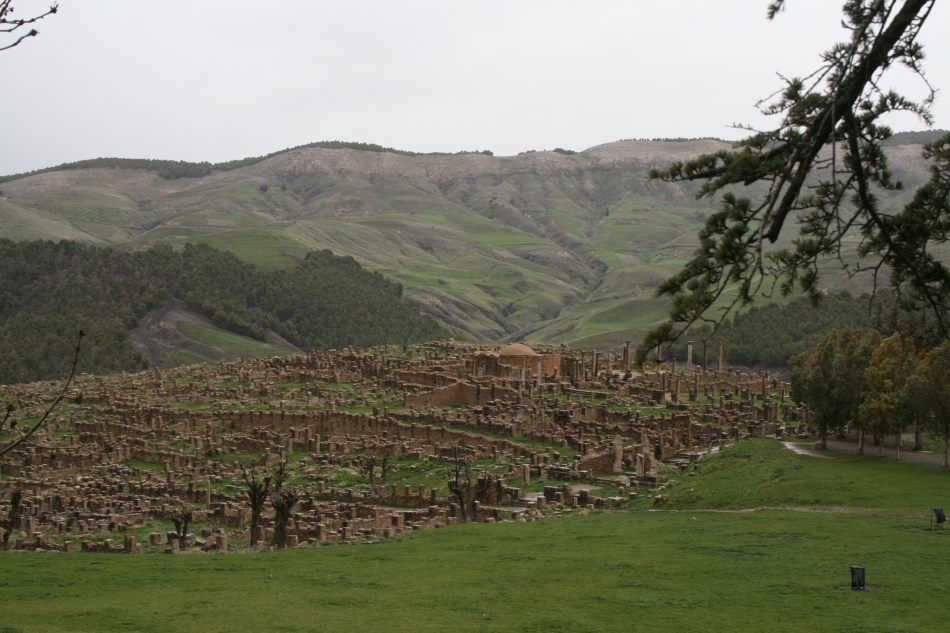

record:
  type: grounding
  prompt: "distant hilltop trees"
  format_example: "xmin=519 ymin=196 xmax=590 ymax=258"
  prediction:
xmin=0 ymin=142 xmax=493 ymax=184
xmin=517 ymin=148 xmax=577 ymax=155
xmin=618 ymin=137 xmax=735 ymax=143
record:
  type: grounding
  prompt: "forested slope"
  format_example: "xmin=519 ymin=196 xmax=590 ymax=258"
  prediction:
xmin=177 ymin=244 xmax=444 ymax=350
xmin=0 ymin=240 xmax=444 ymax=383
xmin=668 ymin=292 xmax=884 ymax=368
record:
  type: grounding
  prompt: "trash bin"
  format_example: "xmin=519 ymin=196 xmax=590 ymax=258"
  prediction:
xmin=850 ymin=565 xmax=865 ymax=590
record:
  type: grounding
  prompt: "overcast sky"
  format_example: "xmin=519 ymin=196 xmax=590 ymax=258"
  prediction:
xmin=2 ymin=1 xmax=948 ymax=175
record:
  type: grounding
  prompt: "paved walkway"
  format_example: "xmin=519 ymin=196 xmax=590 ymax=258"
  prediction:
xmin=825 ymin=440 xmax=948 ymax=467
xmin=785 ymin=440 xmax=948 ymax=468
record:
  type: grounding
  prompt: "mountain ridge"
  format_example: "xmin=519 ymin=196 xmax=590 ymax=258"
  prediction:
xmin=1 ymin=135 xmax=943 ymax=348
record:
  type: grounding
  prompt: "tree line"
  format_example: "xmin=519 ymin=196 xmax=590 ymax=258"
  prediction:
xmin=0 ymin=240 xmax=445 ymax=384
xmin=0 ymin=141 xmax=496 ymax=185
xmin=791 ymin=327 xmax=950 ymax=466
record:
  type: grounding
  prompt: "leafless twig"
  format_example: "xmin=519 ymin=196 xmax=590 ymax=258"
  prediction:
xmin=0 ymin=0 xmax=58 ymax=52
xmin=0 ymin=330 xmax=83 ymax=458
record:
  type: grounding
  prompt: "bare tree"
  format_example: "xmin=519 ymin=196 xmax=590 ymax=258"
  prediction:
xmin=270 ymin=461 xmax=298 ymax=549
xmin=241 ymin=467 xmax=272 ymax=547
xmin=0 ymin=1 xmax=58 ymax=52
xmin=360 ymin=453 xmax=378 ymax=486
xmin=361 ymin=444 xmax=395 ymax=488
xmin=163 ymin=503 xmax=195 ymax=545
xmin=0 ymin=330 xmax=83 ymax=458
xmin=446 ymin=445 xmax=486 ymax=523
xmin=379 ymin=450 xmax=393 ymax=487
xmin=1 ymin=490 xmax=23 ymax=549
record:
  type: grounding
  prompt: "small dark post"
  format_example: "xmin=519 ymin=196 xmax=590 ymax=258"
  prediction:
xmin=932 ymin=507 xmax=946 ymax=526
xmin=850 ymin=566 xmax=865 ymax=590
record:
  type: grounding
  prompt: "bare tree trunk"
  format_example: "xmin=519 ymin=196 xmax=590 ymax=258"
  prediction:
xmin=242 ymin=468 xmax=272 ymax=548
xmin=820 ymin=425 xmax=827 ymax=450
xmin=270 ymin=462 xmax=297 ymax=549
xmin=896 ymin=432 xmax=901 ymax=461
xmin=1 ymin=490 xmax=22 ymax=550
xmin=250 ymin=510 xmax=261 ymax=547
xmin=944 ymin=435 xmax=949 ymax=469
xmin=272 ymin=520 xmax=287 ymax=549
xmin=856 ymin=430 xmax=864 ymax=456
xmin=914 ymin=421 xmax=922 ymax=451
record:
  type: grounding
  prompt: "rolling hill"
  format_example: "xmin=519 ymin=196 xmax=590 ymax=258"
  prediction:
xmin=1 ymin=132 xmax=944 ymax=350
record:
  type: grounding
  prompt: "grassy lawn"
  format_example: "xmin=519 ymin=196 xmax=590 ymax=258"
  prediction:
xmin=3 ymin=441 xmax=949 ymax=632
xmin=655 ymin=440 xmax=950 ymax=512
xmin=1 ymin=510 xmax=947 ymax=632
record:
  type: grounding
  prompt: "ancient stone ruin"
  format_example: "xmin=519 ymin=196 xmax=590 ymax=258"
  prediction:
xmin=0 ymin=341 xmax=809 ymax=554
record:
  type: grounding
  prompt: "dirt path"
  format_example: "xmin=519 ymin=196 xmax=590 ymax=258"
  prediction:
xmin=782 ymin=441 xmax=831 ymax=459
xmin=821 ymin=440 xmax=948 ymax=468
xmin=652 ymin=506 xmax=930 ymax=518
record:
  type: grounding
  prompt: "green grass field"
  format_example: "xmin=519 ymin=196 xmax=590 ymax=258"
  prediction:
xmin=3 ymin=440 xmax=949 ymax=632
xmin=176 ymin=321 xmax=289 ymax=359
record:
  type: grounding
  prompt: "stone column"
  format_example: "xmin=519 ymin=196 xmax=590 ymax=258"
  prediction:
xmin=687 ymin=341 xmax=693 ymax=371
xmin=623 ymin=340 xmax=631 ymax=372
xmin=717 ymin=341 xmax=724 ymax=372
xmin=613 ymin=436 xmax=623 ymax=473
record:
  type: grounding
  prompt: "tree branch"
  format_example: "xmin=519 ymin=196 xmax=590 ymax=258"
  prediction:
xmin=0 ymin=330 xmax=83 ymax=458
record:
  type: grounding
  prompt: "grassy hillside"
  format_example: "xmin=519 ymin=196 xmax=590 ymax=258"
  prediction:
xmin=655 ymin=439 xmax=949 ymax=511
xmin=2 ymin=440 xmax=949 ymax=632
xmin=0 ymin=138 xmax=937 ymax=349
xmin=175 ymin=322 xmax=286 ymax=359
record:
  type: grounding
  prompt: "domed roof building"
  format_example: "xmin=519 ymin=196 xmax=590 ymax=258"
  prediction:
xmin=498 ymin=343 xmax=538 ymax=358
